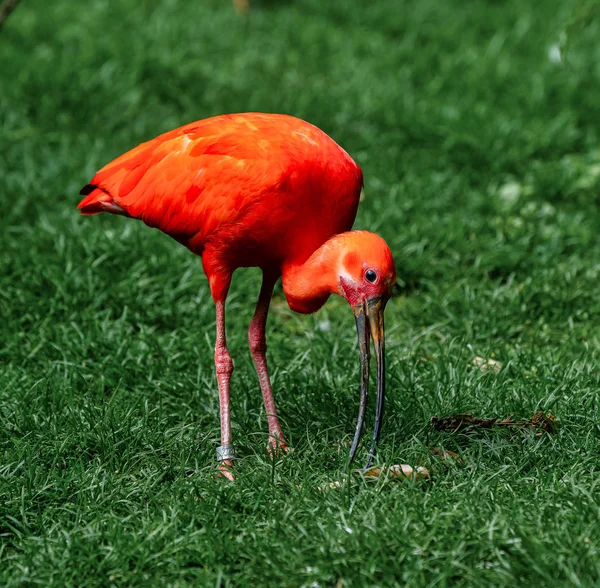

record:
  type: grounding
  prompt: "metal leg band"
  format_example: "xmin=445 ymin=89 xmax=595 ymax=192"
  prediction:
xmin=216 ymin=445 xmax=236 ymax=462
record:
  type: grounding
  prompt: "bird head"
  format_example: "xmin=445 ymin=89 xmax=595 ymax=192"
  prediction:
xmin=282 ymin=230 xmax=396 ymax=468
xmin=336 ymin=231 xmax=396 ymax=306
xmin=335 ymin=231 xmax=396 ymax=468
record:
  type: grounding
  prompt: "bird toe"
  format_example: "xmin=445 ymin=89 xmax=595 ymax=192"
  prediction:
xmin=217 ymin=460 xmax=235 ymax=481
xmin=266 ymin=436 xmax=290 ymax=459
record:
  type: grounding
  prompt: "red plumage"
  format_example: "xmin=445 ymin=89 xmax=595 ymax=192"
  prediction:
xmin=79 ymin=113 xmax=362 ymax=300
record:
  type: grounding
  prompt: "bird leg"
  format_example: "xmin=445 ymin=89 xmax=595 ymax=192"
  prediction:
xmin=214 ymin=298 xmax=235 ymax=481
xmin=248 ymin=271 xmax=289 ymax=457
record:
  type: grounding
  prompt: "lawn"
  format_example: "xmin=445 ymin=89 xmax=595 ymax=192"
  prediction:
xmin=1 ymin=0 xmax=600 ymax=585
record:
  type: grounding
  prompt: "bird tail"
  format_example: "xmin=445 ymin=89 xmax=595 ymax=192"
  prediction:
xmin=77 ymin=185 xmax=128 ymax=216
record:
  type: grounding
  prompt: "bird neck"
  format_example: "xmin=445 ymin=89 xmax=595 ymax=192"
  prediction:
xmin=281 ymin=236 xmax=345 ymax=314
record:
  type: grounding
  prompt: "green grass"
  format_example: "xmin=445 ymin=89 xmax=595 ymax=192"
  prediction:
xmin=1 ymin=0 xmax=600 ymax=585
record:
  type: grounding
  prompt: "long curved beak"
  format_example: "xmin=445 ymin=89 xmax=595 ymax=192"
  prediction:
xmin=347 ymin=296 xmax=387 ymax=469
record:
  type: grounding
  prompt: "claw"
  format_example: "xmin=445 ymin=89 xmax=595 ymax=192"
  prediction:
xmin=217 ymin=460 xmax=235 ymax=481
xmin=267 ymin=434 xmax=290 ymax=458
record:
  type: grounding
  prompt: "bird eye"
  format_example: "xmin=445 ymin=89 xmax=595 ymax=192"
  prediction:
xmin=365 ymin=269 xmax=378 ymax=283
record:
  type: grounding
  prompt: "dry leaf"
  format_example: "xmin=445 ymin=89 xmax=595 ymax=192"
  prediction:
xmin=431 ymin=448 xmax=460 ymax=461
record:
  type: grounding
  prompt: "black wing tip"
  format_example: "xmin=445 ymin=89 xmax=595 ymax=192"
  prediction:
xmin=79 ymin=183 xmax=97 ymax=196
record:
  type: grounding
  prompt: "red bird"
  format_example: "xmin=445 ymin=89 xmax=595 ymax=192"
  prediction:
xmin=78 ymin=113 xmax=396 ymax=479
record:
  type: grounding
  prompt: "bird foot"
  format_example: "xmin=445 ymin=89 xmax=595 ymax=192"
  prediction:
xmin=266 ymin=435 xmax=290 ymax=458
xmin=217 ymin=460 xmax=235 ymax=481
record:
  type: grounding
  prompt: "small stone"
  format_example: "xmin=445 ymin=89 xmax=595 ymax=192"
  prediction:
xmin=473 ymin=356 xmax=502 ymax=374
xmin=389 ymin=464 xmax=430 ymax=480
xmin=416 ymin=466 xmax=431 ymax=479
xmin=548 ymin=44 xmax=562 ymax=63
xmin=388 ymin=464 xmax=415 ymax=478
xmin=316 ymin=480 xmax=343 ymax=491
xmin=359 ymin=464 xmax=430 ymax=481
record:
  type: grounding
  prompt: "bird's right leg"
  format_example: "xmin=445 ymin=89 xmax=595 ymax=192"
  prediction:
xmin=214 ymin=297 xmax=235 ymax=481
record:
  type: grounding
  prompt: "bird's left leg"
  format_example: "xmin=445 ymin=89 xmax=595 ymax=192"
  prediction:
xmin=248 ymin=271 xmax=289 ymax=457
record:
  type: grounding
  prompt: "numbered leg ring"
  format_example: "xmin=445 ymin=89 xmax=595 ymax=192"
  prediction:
xmin=216 ymin=445 xmax=236 ymax=462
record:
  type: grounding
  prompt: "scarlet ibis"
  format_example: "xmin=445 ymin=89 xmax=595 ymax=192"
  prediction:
xmin=78 ymin=113 xmax=396 ymax=479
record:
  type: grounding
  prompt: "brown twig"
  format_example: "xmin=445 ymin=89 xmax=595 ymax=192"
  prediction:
xmin=0 ymin=0 xmax=22 ymax=31
xmin=431 ymin=411 xmax=558 ymax=435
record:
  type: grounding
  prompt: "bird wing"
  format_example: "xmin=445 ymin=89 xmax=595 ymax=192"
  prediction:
xmin=78 ymin=116 xmax=289 ymax=244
